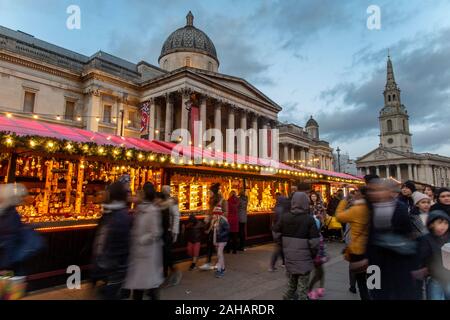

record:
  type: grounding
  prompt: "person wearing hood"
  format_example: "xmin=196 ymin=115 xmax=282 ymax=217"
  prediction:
xmin=124 ymin=182 xmax=163 ymax=300
xmin=273 ymin=192 xmax=320 ymax=300
xmin=398 ymin=180 xmax=417 ymax=213
xmin=0 ymin=184 xmax=42 ymax=277
xmin=156 ymin=187 xmax=182 ymax=287
xmin=413 ymin=210 xmax=450 ymax=300
xmin=225 ymin=191 xmax=240 ymax=254
xmin=431 ymin=188 xmax=450 ymax=217
xmin=91 ymin=182 xmax=132 ymax=300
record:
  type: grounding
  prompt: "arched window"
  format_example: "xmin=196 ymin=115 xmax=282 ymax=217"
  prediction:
xmin=208 ymin=61 xmax=213 ymax=71
xmin=388 ymin=95 xmax=391 ymax=102
xmin=387 ymin=119 xmax=393 ymax=132
xmin=393 ymin=94 xmax=396 ymax=101
xmin=185 ymin=57 xmax=191 ymax=67
xmin=403 ymin=120 xmax=406 ymax=131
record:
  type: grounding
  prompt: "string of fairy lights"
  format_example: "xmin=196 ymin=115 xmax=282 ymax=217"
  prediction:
xmin=0 ymin=111 xmax=363 ymax=184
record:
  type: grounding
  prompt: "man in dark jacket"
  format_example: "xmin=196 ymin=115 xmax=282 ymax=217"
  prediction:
xmin=91 ymin=182 xmax=132 ymax=300
xmin=327 ymin=189 xmax=344 ymax=216
xmin=273 ymin=192 xmax=320 ymax=300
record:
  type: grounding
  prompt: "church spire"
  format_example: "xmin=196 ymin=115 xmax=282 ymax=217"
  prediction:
xmin=386 ymin=52 xmax=398 ymax=90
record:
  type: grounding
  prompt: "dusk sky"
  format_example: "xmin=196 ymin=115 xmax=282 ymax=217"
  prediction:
xmin=1 ymin=0 xmax=449 ymax=158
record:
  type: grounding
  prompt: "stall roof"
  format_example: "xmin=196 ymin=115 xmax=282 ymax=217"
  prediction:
xmin=0 ymin=115 xmax=171 ymax=154
xmin=302 ymin=166 xmax=361 ymax=180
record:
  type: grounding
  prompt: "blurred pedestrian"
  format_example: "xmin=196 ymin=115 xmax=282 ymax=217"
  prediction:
xmin=336 ymin=187 xmax=370 ymax=300
xmin=225 ymin=191 xmax=239 ymax=254
xmin=184 ymin=213 xmax=204 ymax=271
xmin=237 ymin=190 xmax=248 ymax=251
xmin=307 ymin=212 xmax=328 ymax=300
xmin=91 ymin=182 xmax=132 ymax=300
xmin=270 ymin=192 xmax=288 ymax=272
xmin=156 ymin=187 xmax=182 ymax=287
xmin=124 ymin=182 xmax=163 ymax=300
xmin=431 ymin=188 xmax=450 ymax=217
xmin=212 ymin=204 xmax=230 ymax=278
xmin=366 ymin=179 xmax=417 ymax=300
xmin=273 ymin=192 xmax=320 ymax=300
xmin=0 ymin=184 xmax=43 ymax=278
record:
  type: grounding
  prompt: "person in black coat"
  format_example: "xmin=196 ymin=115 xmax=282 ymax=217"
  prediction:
xmin=431 ymin=188 xmax=450 ymax=217
xmin=398 ymin=180 xmax=416 ymax=214
xmin=366 ymin=179 xmax=417 ymax=300
xmin=91 ymin=182 xmax=132 ymax=300
xmin=0 ymin=184 xmax=34 ymax=276
xmin=184 ymin=214 xmax=204 ymax=270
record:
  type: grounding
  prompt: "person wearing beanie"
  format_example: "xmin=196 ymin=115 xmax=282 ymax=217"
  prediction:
xmin=411 ymin=192 xmax=431 ymax=239
xmin=398 ymin=180 xmax=417 ymax=213
xmin=431 ymin=188 xmax=450 ymax=217
xmin=413 ymin=210 xmax=450 ymax=300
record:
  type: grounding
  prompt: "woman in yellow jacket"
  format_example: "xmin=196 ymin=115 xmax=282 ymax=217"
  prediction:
xmin=335 ymin=188 xmax=370 ymax=300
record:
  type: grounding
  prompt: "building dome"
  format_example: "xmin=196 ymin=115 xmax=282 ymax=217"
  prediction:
xmin=306 ymin=116 xmax=319 ymax=127
xmin=158 ymin=12 xmax=219 ymax=71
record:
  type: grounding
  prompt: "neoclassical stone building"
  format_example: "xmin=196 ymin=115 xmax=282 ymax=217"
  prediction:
xmin=278 ymin=118 xmax=334 ymax=171
xmin=356 ymin=56 xmax=450 ymax=187
xmin=0 ymin=12 xmax=333 ymax=168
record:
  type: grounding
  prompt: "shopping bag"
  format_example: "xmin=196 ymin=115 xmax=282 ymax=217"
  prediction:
xmin=0 ymin=274 xmax=27 ymax=300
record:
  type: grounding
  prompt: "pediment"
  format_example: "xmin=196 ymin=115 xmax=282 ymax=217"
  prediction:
xmin=357 ymin=147 xmax=409 ymax=163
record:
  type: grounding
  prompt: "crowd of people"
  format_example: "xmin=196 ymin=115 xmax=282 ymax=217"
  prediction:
xmin=1 ymin=173 xmax=450 ymax=301
xmin=272 ymin=176 xmax=450 ymax=300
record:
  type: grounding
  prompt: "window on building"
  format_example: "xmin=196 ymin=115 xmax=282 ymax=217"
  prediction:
xmin=103 ymin=105 xmax=112 ymax=123
xmin=64 ymin=101 xmax=75 ymax=121
xmin=388 ymin=138 xmax=394 ymax=144
xmin=185 ymin=57 xmax=191 ymax=67
xmin=208 ymin=61 xmax=213 ymax=71
xmin=23 ymin=91 xmax=35 ymax=113
xmin=387 ymin=119 xmax=393 ymax=132
xmin=163 ymin=59 xmax=168 ymax=69
xmin=393 ymin=94 xmax=396 ymax=101
xmin=403 ymin=120 xmax=406 ymax=131
xmin=127 ymin=110 xmax=139 ymax=129
xmin=388 ymin=95 xmax=391 ymax=102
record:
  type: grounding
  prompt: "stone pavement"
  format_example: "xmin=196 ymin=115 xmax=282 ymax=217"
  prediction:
xmin=24 ymin=242 xmax=360 ymax=300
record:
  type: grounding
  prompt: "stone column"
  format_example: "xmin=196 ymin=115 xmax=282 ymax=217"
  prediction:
xmin=200 ymin=96 xmax=207 ymax=147
xmin=397 ymin=165 xmax=402 ymax=182
xmin=148 ymin=98 xmax=156 ymax=140
xmin=116 ymin=95 xmax=125 ymax=136
xmin=259 ymin=119 xmax=269 ymax=158
xmin=376 ymin=166 xmax=380 ymax=177
xmin=408 ymin=164 xmax=413 ymax=181
xmin=85 ymin=88 xmax=101 ymax=132
xmin=290 ymin=146 xmax=295 ymax=161
xmin=283 ymin=144 xmax=289 ymax=162
xmin=226 ymin=106 xmax=235 ymax=154
xmin=155 ymin=101 xmax=162 ymax=140
xmin=165 ymin=93 xmax=174 ymax=142
xmin=414 ymin=165 xmax=419 ymax=182
xmin=250 ymin=114 xmax=258 ymax=157
xmin=214 ymin=102 xmax=222 ymax=150
xmin=238 ymin=109 xmax=247 ymax=156
xmin=181 ymin=92 xmax=190 ymax=133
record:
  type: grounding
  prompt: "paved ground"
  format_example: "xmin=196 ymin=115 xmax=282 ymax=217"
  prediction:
xmin=24 ymin=242 xmax=360 ymax=300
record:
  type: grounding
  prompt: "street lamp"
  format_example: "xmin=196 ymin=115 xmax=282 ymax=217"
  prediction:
xmin=336 ymin=147 xmax=341 ymax=172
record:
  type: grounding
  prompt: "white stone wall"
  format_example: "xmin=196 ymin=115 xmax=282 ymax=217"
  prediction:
xmin=160 ymin=51 xmax=218 ymax=72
